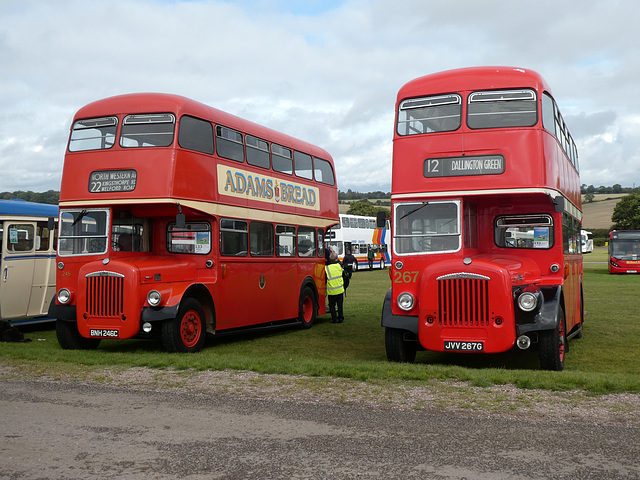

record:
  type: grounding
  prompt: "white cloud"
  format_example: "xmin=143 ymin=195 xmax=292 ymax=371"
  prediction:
xmin=1 ymin=0 xmax=640 ymax=193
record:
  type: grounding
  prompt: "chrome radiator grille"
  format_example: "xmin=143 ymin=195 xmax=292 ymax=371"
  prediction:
xmin=85 ymin=271 xmax=125 ymax=317
xmin=437 ymin=273 xmax=490 ymax=327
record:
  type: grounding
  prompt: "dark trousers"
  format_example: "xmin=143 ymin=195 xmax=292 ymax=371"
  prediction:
xmin=328 ymin=293 xmax=344 ymax=322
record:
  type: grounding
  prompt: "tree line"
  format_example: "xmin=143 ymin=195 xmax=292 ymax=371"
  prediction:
xmin=581 ymin=184 xmax=638 ymax=195
xmin=1 ymin=190 xmax=59 ymax=205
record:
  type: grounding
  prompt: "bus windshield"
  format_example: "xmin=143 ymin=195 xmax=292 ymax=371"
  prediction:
xmin=610 ymin=235 xmax=640 ymax=259
xmin=58 ymin=209 xmax=110 ymax=256
xmin=394 ymin=201 xmax=460 ymax=254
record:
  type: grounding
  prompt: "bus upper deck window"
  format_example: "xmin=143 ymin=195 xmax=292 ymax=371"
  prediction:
xmin=216 ymin=126 xmax=244 ymax=162
xmin=313 ymin=158 xmax=335 ymax=185
xmin=272 ymin=144 xmax=293 ymax=174
xmin=468 ymin=89 xmax=537 ymax=129
xmin=69 ymin=116 xmax=118 ymax=152
xmin=397 ymin=94 xmax=462 ymax=135
xmin=120 ymin=114 xmax=175 ymax=148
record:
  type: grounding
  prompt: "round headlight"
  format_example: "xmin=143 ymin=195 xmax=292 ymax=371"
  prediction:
xmin=147 ymin=290 xmax=161 ymax=307
xmin=397 ymin=292 xmax=415 ymax=311
xmin=518 ymin=292 xmax=538 ymax=312
xmin=57 ymin=288 xmax=71 ymax=304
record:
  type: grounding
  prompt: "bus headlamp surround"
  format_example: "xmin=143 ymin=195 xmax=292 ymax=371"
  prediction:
xmin=397 ymin=292 xmax=415 ymax=311
xmin=147 ymin=290 xmax=162 ymax=307
xmin=57 ymin=288 xmax=72 ymax=304
xmin=517 ymin=291 xmax=538 ymax=312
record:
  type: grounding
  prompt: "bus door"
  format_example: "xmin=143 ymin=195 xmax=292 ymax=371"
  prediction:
xmin=563 ymin=216 xmax=582 ymax=329
xmin=28 ymin=220 xmax=56 ymax=317
xmin=0 ymin=222 xmax=36 ymax=319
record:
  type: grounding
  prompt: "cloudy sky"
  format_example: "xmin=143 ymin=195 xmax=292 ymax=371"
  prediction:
xmin=1 ymin=0 xmax=638 ymax=194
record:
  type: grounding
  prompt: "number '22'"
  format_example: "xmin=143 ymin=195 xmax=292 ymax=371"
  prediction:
xmin=394 ymin=271 xmax=419 ymax=283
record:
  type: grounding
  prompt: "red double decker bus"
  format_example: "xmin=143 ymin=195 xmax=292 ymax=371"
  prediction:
xmin=382 ymin=67 xmax=583 ymax=370
xmin=608 ymin=230 xmax=640 ymax=273
xmin=50 ymin=93 xmax=338 ymax=352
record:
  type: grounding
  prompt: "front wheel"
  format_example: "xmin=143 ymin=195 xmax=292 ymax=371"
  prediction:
xmin=385 ymin=327 xmax=417 ymax=363
xmin=56 ymin=320 xmax=101 ymax=350
xmin=298 ymin=286 xmax=317 ymax=329
xmin=162 ymin=298 xmax=207 ymax=353
xmin=539 ymin=306 xmax=566 ymax=371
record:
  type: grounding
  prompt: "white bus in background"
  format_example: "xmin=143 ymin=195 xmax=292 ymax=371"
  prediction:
xmin=0 ymin=199 xmax=58 ymax=326
xmin=326 ymin=214 xmax=390 ymax=270
xmin=581 ymin=230 xmax=593 ymax=254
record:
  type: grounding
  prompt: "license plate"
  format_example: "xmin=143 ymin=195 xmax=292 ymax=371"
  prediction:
xmin=90 ymin=329 xmax=119 ymax=338
xmin=444 ymin=340 xmax=484 ymax=352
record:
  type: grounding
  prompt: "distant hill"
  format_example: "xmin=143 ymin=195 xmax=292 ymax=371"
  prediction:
xmin=581 ymin=194 xmax=624 ymax=230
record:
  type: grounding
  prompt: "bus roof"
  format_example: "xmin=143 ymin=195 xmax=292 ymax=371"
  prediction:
xmin=73 ymin=93 xmax=332 ymax=160
xmin=0 ymin=199 xmax=58 ymax=217
xmin=397 ymin=67 xmax=552 ymax=101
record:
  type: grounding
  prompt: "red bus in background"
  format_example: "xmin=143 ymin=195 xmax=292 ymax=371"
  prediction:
xmin=382 ymin=67 xmax=584 ymax=371
xmin=50 ymin=93 xmax=338 ymax=353
xmin=608 ymin=230 xmax=640 ymax=273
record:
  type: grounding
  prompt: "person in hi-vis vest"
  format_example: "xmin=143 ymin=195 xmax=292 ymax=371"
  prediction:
xmin=325 ymin=251 xmax=345 ymax=323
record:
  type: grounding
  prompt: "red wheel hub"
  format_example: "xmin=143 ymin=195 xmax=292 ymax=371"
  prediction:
xmin=180 ymin=310 xmax=201 ymax=348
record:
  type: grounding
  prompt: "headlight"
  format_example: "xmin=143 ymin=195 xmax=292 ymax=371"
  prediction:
xmin=57 ymin=288 xmax=72 ymax=304
xmin=518 ymin=291 xmax=538 ymax=312
xmin=147 ymin=290 xmax=161 ymax=307
xmin=397 ymin=292 xmax=415 ymax=311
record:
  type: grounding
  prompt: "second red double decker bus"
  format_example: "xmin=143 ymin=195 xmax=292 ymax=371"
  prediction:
xmin=50 ymin=93 xmax=338 ymax=352
xmin=382 ymin=67 xmax=584 ymax=370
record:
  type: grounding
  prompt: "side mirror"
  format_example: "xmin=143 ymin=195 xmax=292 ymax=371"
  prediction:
xmin=553 ymin=195 xmax=564 ymax=214
xmin=376 ymin=211 xmax=386 ymax=228
xmin=175 ymin=203 xmax=186 ymax=228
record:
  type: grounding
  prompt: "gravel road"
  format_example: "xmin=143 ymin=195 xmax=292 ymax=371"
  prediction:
xmin=1 ymin=368 xmax=639 ymax=479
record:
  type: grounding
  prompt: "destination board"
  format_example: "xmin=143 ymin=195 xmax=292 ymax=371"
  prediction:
xmin=423 ymin=155 xmax=505 ymax=178
xmin=89 ymin=169 xmax=138 ymax=193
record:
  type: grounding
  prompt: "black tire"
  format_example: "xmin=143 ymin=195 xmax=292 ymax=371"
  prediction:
xmin=379 ymin=259 xmax=385 ymax=269
xmin=298 ymin=286 xmax=317 ymax=329
xmin=56 ymin=320 xmax=101 ymax=350
xmin=353 ymin=261 xmax=358 ymax=272
xmin=539 ymin=306 xmax=566 ymax=371
xmin=161 ymin=298 xmax=207 ymax=353
xmin=385 ymin=327 xmax=417 ymax=363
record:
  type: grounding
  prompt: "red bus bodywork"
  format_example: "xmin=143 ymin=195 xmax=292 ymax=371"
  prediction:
xmin=608 ymin=230 xmax=640 ymax=273
xmin=50 ymin=93 xmax=338 ymax=352
xmin=383 ymin=67 xmax=584 ymax=370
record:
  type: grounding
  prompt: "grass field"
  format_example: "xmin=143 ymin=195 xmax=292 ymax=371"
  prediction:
xmin=1 ymin=247 xmax=638 ymax=394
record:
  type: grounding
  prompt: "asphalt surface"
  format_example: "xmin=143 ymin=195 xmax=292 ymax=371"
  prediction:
xmin=1 ymin=378 xmax=639 ymax=479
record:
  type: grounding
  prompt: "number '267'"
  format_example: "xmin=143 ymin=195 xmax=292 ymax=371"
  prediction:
xmin=393 ymin=271 xmax=419 ymax=283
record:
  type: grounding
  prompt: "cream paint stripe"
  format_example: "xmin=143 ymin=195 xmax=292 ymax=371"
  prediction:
xmin=59 ymin=198 xmax=337 ymax=228
xmin=391 ymin=187 xmax=582 ymax=220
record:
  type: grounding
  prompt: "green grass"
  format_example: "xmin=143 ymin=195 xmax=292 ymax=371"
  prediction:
xmin=2 ymin=248 xmax=639 ymax=394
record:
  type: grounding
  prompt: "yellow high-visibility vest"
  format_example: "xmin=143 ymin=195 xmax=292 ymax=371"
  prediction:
xmin=325 ymin=263 xmax=344 ymax=295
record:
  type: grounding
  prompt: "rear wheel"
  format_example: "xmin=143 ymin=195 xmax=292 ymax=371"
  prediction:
xmin=385 ymin=327 xmax=417 ymax=363
xmin=162 ymin=298 xmax=206 ymax=353
xmin=539 ymin=306 xmax=566 ymax=371
xmin=56 ymin=320 xmax=101 ymax=350
xmin=298 ymin=286 xmax=317 ymax=329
